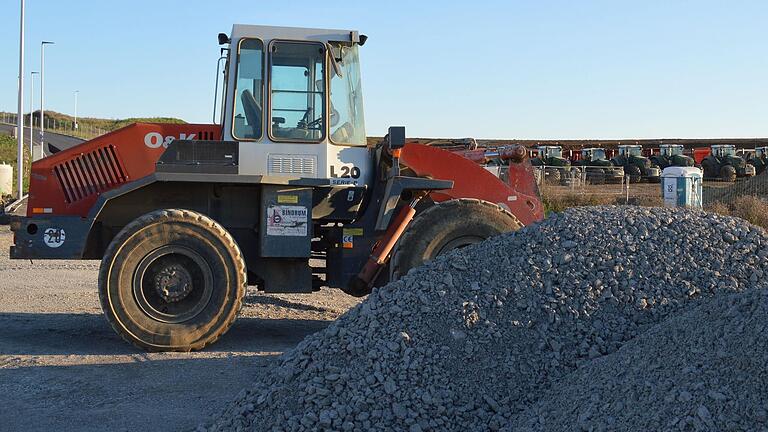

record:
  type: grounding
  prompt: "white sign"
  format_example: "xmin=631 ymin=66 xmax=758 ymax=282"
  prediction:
xmin=144 ymin=132 xmax=197 ymax=149
xmin=43 ymin=227 xmax=66 ymax=248
xmin=266 ymin=206 xmax=308 ymax=237
xmin=663 ymin=179 xmax=677 ymax=206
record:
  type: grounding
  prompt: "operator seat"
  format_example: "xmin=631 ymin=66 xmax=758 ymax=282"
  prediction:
xmin=241 ymin=89 xmax=262 ymax=137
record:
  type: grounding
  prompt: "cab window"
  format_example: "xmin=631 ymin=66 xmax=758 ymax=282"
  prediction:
xmin=269 ymin=41 xmax=326 ymax=142
xmin=232 ymin=39 xmax=264 ymax=140
xmin=329 ymin=44 xmax=366 ymax=146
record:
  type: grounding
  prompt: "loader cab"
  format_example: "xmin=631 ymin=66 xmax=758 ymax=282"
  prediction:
xmin=537 ymin=146 xmax=563 ymax=159
xmin=218 ymin=25 xmax=371 ymax=186
xmin=618 ymin=145 xmax=642 ymax=157
xmin=581 ymin=148 xmax=606 ymax=162
xmin=711 ymin=145 xmax=736 ymax=158
xmin=660 ymin=144 xmax=683 ymax=157
xmin=755 ymin=147 xmax=768 ymax=159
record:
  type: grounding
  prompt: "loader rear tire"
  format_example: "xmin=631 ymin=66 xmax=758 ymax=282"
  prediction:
xmin=98 ymin=209 xmax=246 ymax=352
xmin=390 ymin=199 xmax=522 ymax=281
xmin=720 ymin=165 xmax=737 ymax=182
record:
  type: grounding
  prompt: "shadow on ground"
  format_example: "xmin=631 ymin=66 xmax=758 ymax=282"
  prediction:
xmin=0 ymin=312 xmax=331 ymax=356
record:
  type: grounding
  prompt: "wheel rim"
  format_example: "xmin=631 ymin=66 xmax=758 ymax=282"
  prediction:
xmin=437 ymin=235 xmax=485 ymax=256
xmin=133 ymin=245 xmax=214 ymax=324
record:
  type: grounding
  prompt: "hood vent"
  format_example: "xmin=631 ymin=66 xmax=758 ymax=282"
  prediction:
xmin=267 ymin=154 xmax=317 ymax=177
xmin=53 ymin=145 xmax=127 ymax=203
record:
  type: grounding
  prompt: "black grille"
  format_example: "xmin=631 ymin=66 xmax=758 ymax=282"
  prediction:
xmin=53 ymin=145 xmax=127 ymax=203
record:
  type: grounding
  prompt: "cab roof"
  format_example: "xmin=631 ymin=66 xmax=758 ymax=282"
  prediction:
xmin=229 ymin=24 xmax=362 ymax=45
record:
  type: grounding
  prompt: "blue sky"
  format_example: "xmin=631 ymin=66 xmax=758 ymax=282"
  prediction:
xmin=1 ymin=0 xmax=766 ymax=139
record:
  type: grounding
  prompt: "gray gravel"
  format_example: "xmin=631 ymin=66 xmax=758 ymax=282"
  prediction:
xmin=204 ymin=206 xmax=768 ymax=431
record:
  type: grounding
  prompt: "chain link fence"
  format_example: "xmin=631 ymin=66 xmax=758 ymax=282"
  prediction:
xmin=0 ymin=112 xmax=108 ymax=140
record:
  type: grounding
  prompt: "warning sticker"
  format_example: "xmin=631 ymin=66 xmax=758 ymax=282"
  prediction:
xmin=266 ymin=206 xmax=308 ymax=236
xmin=277 ymin=195 xmax=299 ymax=204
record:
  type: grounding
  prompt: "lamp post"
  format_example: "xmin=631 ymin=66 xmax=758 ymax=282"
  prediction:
xmin=30 ymin=71 xmax=39 ymax=160
xmin=40 ymin=40 xmax=54 ymax=155
xmin=74 ymin=90 xmax=79 ymax=130
xmin=16 ymin=0 xmax=25 ymax=199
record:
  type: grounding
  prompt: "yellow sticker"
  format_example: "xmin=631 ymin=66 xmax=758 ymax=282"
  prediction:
xmin=343 ymin=228 xmax=364 ymax=236
xmin=277 ymin=195 xmax=299 ymax=204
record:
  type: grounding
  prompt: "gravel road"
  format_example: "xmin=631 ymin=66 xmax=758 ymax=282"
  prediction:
xmin=0 ymin=226 xmax=360 ymax=431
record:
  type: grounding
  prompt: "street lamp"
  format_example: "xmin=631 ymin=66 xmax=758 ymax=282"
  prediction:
xmin=30 ymin=71 xmax=39 ymax=159
xmin=40 ymin=40 xmax=54 ymax=156
xmin=74 ymin=90 xmax=79 ymax=130
xmin=16 ymin=0 xmax=25 ymax=199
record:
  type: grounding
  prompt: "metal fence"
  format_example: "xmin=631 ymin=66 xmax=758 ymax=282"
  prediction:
xmin=0 ymin=112 xmax=108 ymax=140
xmin=529 ymin=163 xmax=768 ymax=209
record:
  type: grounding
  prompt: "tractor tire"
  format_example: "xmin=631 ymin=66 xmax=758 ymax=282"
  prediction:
xmin=587 ymin=168 xmax=605 ymax=185
xmin=545 ymin=167 xmax=562 ymax=185
xmin=626 ymin=165 xmax=642 ymax=183
xmin=720 ymin=165 xmax=737 ymax=182
xmin=98 ymin=209 xmax=246 ymax=352
xmin=390 ymin=199 xmax=522 ymax=281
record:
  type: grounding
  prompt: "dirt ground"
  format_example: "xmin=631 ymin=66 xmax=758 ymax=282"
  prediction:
xmin=0 ymin=226 xmax=361 ymax=431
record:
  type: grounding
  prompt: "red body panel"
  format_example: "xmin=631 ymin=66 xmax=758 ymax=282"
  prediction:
xmin=693 ymin=148 xmax=711 ymax=164
xmin=400 ymin=144 xmax=544 ymax=226
xmin=27 ymin=123 xmax=221 ymax=217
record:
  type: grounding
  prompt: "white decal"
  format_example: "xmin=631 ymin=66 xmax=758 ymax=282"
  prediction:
xmin=144 ymin=132 xmax=197 ymax=149
xmin=43 ymin=227 xmax=66 ymax=248
xmin=330 ymin=178 xmax=358 ymax=186
xmin=266 ymin=206 xmax=308 ymax=237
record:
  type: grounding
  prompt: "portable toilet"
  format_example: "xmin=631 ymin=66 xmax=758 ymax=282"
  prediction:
xmin=661 ymin=167 xmax=703 ymax=208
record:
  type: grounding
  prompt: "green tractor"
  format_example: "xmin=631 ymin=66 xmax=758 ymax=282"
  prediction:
xmin=701 ymin=144 xmax=755 ymax=182
xmin=610 ymin=145 xmax=661 ymax=183
xmin=649 ymin=144 xmax=695 ymax=170
xmin=747 ymin=146 xmax=768 ymax=175
xmin=530 ymin=145 xmax=572 ymax=185
xmin=573 ymin=148 xmax=624 ymax=184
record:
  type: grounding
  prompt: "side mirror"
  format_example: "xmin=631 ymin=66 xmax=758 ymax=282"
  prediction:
xmin=218 ymin=33 xmax=230 ymax=45
xmin=386 ymin=126 xmax=406 ymax=150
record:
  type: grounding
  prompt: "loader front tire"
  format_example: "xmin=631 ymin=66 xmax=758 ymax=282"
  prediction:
xmin=98 ymin=209 xmax=246 ymax=352
xmin=390 ymin=199 xmax=522 ymax=281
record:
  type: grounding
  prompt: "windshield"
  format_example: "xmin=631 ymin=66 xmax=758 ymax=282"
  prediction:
xmin=270 ymin=41 xmax=326 ymax=142
xmin=592 ymin=149 xmax=606 ymax=160
xmin=662 ymin=145 xmax=683 ymax=156
xmin=329 ymin=44 xmax=366 ymax=146
xmin=716 ymin=146 xmax=736 ymax=157
xmin=622 ymin=147 xmax=641 ymax=156
xmin=541 ymin=147 xmax=562 ymax=158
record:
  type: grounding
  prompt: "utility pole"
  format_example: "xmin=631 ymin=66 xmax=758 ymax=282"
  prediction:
xmin=16 ymin=0 xmax=25 ymax=199
xmin=40 ymin=40 xmax=54 ymax=158
xmin=74 ymin=90 xmax=79 ymax=130
xmin=30 ymin=71 xmax=39 ymax=160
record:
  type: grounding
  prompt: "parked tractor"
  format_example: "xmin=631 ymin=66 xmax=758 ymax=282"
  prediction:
xmin=9 ymin=25 xmax=544 ymax=352
xmin=572 ymin=148 xmax=624 ymax=184
xmin=610 ymin=145 xmax=660 ymax=183
xmin=649 ymin=144 xmax=695 ymax=170
xmin=530 ymin=145 xmax=572 ymax=185
xmin=701 ymin=144 xmax=755 ymax=182
xmin=748 ymin=146 xmax=768 ymax=175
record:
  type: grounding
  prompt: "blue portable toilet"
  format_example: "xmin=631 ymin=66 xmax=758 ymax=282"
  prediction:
xmin=661 ymin=167 xmax=703 ymax=208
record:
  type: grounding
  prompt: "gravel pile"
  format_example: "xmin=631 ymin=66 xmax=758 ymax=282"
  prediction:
xmin=204 ymin=206 xmax=768 ymax=432
xmin=513 ymin=288 xmax=768 ymax=431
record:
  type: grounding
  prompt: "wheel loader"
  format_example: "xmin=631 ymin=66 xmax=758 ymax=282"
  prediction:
xmin=609 ymin=145 xmax=660 ymax=183
xmin=9 ymin=25 xmax=544 ymax=352
xmin=529 ymin=146 xmax=572 ymax=185
xmin=649 ymin=144 xmax=695 ymax=170
xmin=747 ymin=146 xmax=768 ymax=175
xmin=572 ymin=148 xmax=624 ymax=184
xmin=701 ymin=144 xmax=755 ymax=182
